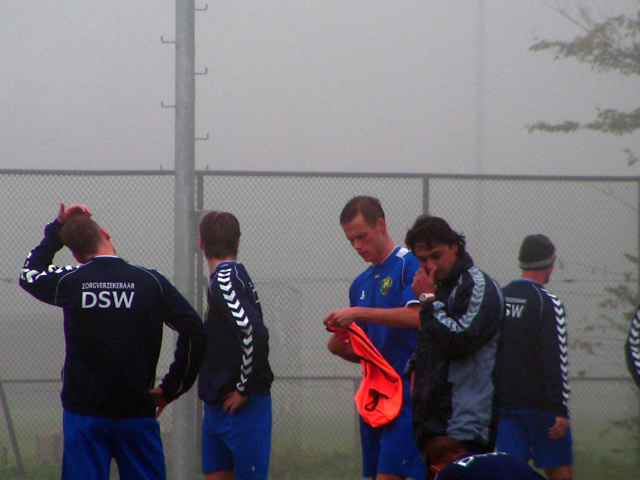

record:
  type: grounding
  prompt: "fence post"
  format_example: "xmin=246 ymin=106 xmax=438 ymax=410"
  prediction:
xmin=637 ymin=178 xmax=640 ymax=468
xmin=0 ymin=375 xmax=25 ymax=477
xmin=194 ymin=173 xmax=204 ymax=454
xmin=422 ymin=176 xmax=430 ymax=215
xmin=637 ymin=177 xmax=640 ymax=312
xmin=353 ymin=378 xmax=360 ymax=452
xmin=196 ymin=172 xmax=204 ymax=316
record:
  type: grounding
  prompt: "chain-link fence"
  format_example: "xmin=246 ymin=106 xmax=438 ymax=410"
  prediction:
xmin=1 ymin=170 xmax=639 ymax=479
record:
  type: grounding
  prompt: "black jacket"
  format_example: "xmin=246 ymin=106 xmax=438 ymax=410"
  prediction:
xmin=198 ymin=262 xmax=273 ymax=403
xmin=19 ymin=219 xmax=206 ymax=418
xmin=494 ymin=279 xmax=569 ymax=417
xmin=408 ymin=253 xmax=504 ymax=451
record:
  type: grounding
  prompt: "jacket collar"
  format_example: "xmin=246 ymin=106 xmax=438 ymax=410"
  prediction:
xmin=438 ymin=252 xmax=474 ymax=290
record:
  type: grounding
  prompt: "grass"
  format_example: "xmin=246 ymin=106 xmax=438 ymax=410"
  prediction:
xmin=573 ymin=450 xmax=640 ymax=480
xmin=2 ymin=446 xmax=640 ymax=479
xmin=0 ymin=452 xmax=360 ymax=480
xmin=2 ymin=382 xmax=640 ymax=479
xmin=271 ymin=450 xmax=361 ymax=480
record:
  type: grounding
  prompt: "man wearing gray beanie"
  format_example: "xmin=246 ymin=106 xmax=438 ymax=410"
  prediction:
xmin=493 ymin=235 xmax=573 ymax=480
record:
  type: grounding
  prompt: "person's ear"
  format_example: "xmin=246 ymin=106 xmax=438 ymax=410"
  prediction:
xmin=100 ymin=228 xmax=110 ymax=242
xmin=199 ymin=236 xmax=204 ymax=251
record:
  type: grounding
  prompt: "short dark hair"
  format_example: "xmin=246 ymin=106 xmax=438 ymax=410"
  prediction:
xmin=405 ymin=215 xmax=466 ymax=257
xmin=340 ymin=196 xmax=385 ymax=227
xmin=59 ymin=217 xmax=103 ymax=259
xmin=423 ymin=436 xmax=467 ymax=470
xmin=199 ymin=211 xmax=241 ymax=260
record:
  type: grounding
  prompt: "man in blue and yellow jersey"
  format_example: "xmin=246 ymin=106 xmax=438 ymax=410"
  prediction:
xmin=324 ymin=196 xmax=425 ymax=480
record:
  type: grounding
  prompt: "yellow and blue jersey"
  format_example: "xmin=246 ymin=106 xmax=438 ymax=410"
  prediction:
xmin=349 ymin=246 xmax=420 ymax=377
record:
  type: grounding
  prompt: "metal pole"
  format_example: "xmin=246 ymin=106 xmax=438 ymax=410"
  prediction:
xmin=474 ymin=0 xmax=485 ymax=174
xmin=352 ymin=378 xmax=360 ymax=452
xmin=472 ymin=0 xmax=486 ymax=266
xmin=195 ymin=173 xmax=204 ymax=455
xmin=196 ymin=173 xmax=204 ymax=317
xmin=0 ymin=375 xmax=25 ymax=476
xmin=422 ymin=176 xmax=430 ymax=215
xmin=172 ymin=0 xmax=197 ymax=479
xmin=637 ymin=178 xmax=640 ymax=467
xmin=637 ymin=178 xmax=640 ymax=303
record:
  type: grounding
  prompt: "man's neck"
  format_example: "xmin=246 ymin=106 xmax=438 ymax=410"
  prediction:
xmin=206 ymin=256 xmax=237 ymax=275
xmin=371 ymin=238 xmax=397 ymax=266
xmin=84 ymin=245 xmax=117 ymax=262
xmin=521 ymin=270 xmax=547 ymax=285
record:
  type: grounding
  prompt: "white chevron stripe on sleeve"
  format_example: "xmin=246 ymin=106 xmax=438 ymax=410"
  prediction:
xmin=242 ymin=345 xmax=253 ymax=356
xmin=236 ymin=317 xmax=249 ymax=328
xmin=227 ymin=299 xmax=241 ymax=310
xmin=545 ymin=288 xmax=570 ymax=406
xmin=217 ymin=266 xmax=255 ymax=393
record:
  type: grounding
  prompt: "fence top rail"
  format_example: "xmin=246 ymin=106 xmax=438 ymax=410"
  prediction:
xmin=1 ymin=168 xmax=639 ymax=183
xmin=0 ymin=169 xmax=176 ymax=177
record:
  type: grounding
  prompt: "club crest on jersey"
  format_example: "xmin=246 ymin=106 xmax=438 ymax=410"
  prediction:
xmin=380 ymin=277 xmax=393 ymax=295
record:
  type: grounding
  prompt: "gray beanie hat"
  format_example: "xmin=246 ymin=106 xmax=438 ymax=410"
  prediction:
xmin=519 ymin=234 xmax=556 ymax=270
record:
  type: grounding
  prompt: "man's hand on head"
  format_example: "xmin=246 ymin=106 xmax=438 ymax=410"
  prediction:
xmin=57 ymin=203 xmax=92 ymax=224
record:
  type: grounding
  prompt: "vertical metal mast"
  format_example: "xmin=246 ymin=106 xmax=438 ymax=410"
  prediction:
xmin=474 ymin=0 xmax=485 ymax=174
xmin=472 ymin=0 xmax=486 ymax=265
xmin=172 ymin=0 xmax=196 ymax=478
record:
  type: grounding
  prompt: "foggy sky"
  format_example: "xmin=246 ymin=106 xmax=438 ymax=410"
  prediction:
xmin=2 ymin=1 xmax=638 ymax=176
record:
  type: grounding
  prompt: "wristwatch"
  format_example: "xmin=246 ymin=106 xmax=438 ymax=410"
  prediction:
xmin=418 ymin=292 xmax=435 ymax=303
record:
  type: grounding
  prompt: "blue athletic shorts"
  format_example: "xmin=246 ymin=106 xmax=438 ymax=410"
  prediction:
xmin=62 ymin=410 xmax=166 ymax=480
xmin=360 ymin=383 xmax=426 ymax=480
xmin=496 ymin=409 xmax=573 ymax=469
xmin=202 ymin=395 xmax=272 ymax=480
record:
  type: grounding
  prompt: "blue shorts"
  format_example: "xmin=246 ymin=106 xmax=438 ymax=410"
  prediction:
xmin=496 ymin=409 xmax=573 ymax=469
xmin=360 ymin=383 xmax=425 ymax=480
xmin=202 ymin=395 xmax=272 ymax=480
xmin=62 ymin=410 xmax=166 ymax=480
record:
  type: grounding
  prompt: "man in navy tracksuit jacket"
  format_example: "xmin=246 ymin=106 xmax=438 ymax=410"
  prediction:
xmin=405 ymin=215 xmax=504 ymax=458
xmin=19 ymin=204 xmax=206 ymax=480
xmin=494 ymin=234 xmax=572 ymax=480
xmin=197 ymin=211 xmax=273 ymax=480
